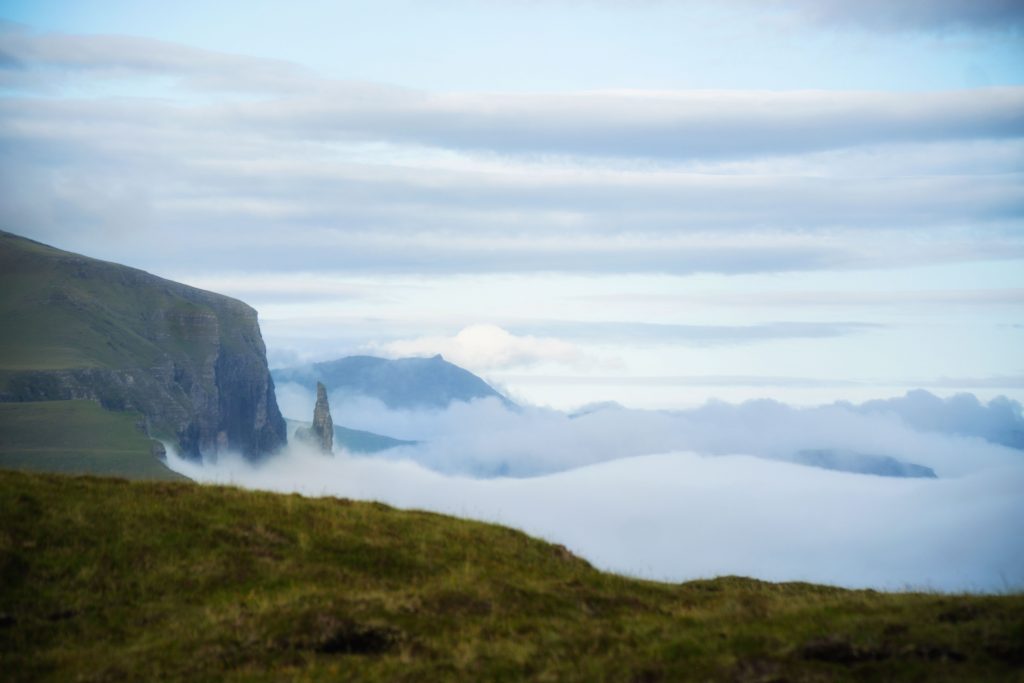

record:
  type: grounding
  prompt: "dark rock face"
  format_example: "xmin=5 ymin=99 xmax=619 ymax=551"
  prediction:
xmin=312 ymin=382 xmax=334 ymax=453
xmin=296 ymin=382 xmax=334 ymax=454
xmin=0 ymin=230 xmax=287 ymax=461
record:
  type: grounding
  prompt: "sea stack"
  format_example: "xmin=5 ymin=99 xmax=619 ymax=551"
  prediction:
xmin=294 ymin=381 xmax=334 ymax=454
xmin=311 ymin=381 xmax=334 ymax=454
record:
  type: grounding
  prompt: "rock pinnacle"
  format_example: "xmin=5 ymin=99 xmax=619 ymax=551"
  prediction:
xmin=311 ymin=381 xmax=334 ymax=454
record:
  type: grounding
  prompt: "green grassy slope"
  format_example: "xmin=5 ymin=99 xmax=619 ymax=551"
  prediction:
xmin=1 ymin=471 xmax=1020 ymax=682
xmin=0 ymin=401 xmax=187 ymax=481
xmin=0 ymin=231 xmax=238 ymax=374
xmin=0 ymin=230 xmax=286 ymax=464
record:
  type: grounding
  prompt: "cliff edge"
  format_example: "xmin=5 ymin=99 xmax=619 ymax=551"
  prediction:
xmin=0 ymin=230 xmax=287 ymax=461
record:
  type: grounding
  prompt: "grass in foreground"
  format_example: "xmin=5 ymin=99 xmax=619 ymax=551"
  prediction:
xmin=0 ymin=401 xmax=186 ymax=481
xmin=0 ymin=470 xmax=1021 ymax=682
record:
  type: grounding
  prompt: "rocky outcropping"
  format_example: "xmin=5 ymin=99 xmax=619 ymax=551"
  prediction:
xmin=312 ymin=382 xmax=334 ymax=453
xmin=0 ymin=230 xmax=287 ymax=461
xmin=296 ymin=382 xmax=334 ymax=454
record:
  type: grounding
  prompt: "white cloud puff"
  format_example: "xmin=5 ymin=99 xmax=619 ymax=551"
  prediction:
xmin=371 ymin=324 xmax=588 ymax=371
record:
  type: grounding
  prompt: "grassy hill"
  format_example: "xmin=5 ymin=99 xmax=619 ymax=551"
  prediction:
xmin=0 ymin=401 xmax=186 ymax=481
xmin=1 ymin=471 xmax=1021 ymax=682
xmin=0 ymin=230 xmax=286 ymax=466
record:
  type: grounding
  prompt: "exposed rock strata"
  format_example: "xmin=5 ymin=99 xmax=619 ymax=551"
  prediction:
xmin=0 ymin=230 xmax=287 ymax=461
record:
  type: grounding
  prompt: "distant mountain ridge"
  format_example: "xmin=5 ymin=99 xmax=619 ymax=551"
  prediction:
xmin=0 ymin=230 xmax=286 ymax=467
xmin=273 ymin=354 xmax=513 ymax=410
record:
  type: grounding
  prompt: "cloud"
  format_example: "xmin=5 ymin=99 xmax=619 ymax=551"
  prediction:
xmin=275 ymin=387 xmax=1023 ymax=479
xmin=3 ymin=28 xmax=1023 ymax=160
xmin=496 ymin=374 xmax=865 ymax=388
xmin=495 ymin=373 xmax=1024 ymax=390
xmin=359 ymin=321 xmax=878 ymax=374
xmin=924 ymin=375 xmax=1024 ymax=389
xmin=3 ymin=129 xmax=1020 ymax=276
xmin=165 ymin=389 xmax=1024 ymax=591
xmin=505 ymin=1 xmax=1024 ymax=33
xmin=1 ymin=27 xmax=1021 ymax=278
xmin=0 ymin=21 xmax=316 ymax=93
xmin=370 ymin=324 xmax=589 ymax=371
xmin=514 ymin=320 xmax=882 ymax=345
xmin=847 ymin=389 xmax=1024 ymax=449
xmin=578 ymin=288 xmax=1024 ymax=308
xmin=770 ymin=0 xmax=1024 ymax=33
xmin=221 ymin=88 xmax=1024 ymax=161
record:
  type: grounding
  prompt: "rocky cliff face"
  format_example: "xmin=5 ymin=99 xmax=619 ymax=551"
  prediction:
xmin=0 ymin=230 xmax=287 ymax=461
xmin=311 ymin=382 xmax=334 ymax=454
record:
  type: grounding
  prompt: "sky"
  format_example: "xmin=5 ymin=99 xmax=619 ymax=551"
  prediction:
xmin=1 ymin=0 xmax=1023 ymax=409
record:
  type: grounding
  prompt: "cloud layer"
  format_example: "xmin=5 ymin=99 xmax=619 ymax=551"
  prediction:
xmin=167 ymin=389 xmax=1024 ymax=592
xmin=372 ymin=324 xmax=587 ymax=371
xmin=274 ymin=388 xmax=1023 ymax=479
xmin=4 ymin=27 xmax=1023 ymax=159
xmin=1 ymin=25 xmax=1021 ymax=277
xmin=771 ymin=0 xmax=1024 ymax=32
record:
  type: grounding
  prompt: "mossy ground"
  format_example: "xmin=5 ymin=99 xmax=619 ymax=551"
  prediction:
xmin=0 ymin=402 xmax=186 ymax=481
xmin=1 ymin=470 xmax=1021 ymax=681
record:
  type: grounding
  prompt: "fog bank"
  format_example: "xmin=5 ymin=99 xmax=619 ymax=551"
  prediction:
xmin=166 ymin=389 xmax=1024 ymax=592
xmin=167 ymin=443 xmax=1024 ymax=592
xmin=276 ymin=385 xmax=1024 ymax=478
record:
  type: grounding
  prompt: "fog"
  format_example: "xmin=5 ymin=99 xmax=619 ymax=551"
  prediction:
xmin=275 ymin=384 xmax=1023 ymax=478
xmin=847 ymin=389 xmax=1024 ymax=450
xmin=167 ymin=388 xmax=1024 ymax=593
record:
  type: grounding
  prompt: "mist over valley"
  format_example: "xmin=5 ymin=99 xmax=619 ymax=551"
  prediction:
xmin=170 ymin=361 xmax=1024 ymax=592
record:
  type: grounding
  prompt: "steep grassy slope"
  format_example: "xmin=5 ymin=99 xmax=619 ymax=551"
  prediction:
xmin=1 ymin=471 xmax=1021 ymax=682
xmin=0 ymin=401 xmax=186 ymax=481
xmin=0 ymin=230 xmax=286 ymax=463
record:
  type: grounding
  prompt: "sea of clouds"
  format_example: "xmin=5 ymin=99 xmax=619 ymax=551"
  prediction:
xmin=167 ymin=389 xmax=1024 ymax=593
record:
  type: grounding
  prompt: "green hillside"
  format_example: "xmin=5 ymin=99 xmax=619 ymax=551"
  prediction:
xmin=0 ymin=230 xmax=286 ymax=467
xmin=0 ymin=232 xmax=203 ymax=373
xmin=1 ymin=471 xmax=1021 ymax=682
xmin=0 ymin=401 xmax=186 ymax=481
xmin=0 ymin=231 xmax=240 ymax=374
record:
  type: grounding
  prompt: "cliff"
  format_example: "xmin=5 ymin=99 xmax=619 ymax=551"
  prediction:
xmin=0 ymin=230 xmax=286 ymax=461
